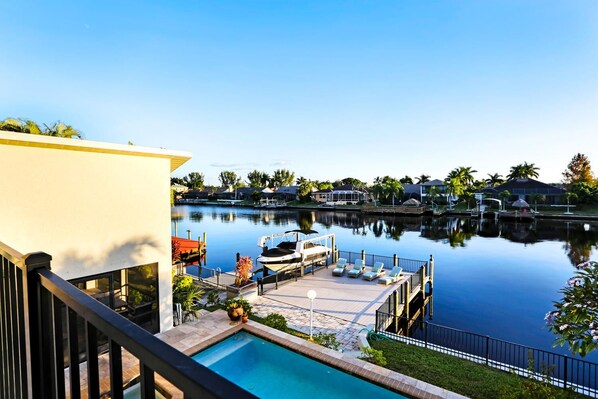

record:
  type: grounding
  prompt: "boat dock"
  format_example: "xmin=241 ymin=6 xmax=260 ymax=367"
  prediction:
xmin=260 ymin=253 xmax=434 ymax=327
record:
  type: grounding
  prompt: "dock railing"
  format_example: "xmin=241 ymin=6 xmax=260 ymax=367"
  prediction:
xmin=375 ymin=313 xmax=598 ymax=397
xmin=337 ymin=250 xmax=428 ymax=274
xmin=1 ymin=241 xmax=257 ymax=399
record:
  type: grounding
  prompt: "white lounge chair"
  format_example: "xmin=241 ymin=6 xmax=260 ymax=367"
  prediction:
xmin=332 ymin=258 xmax=348 ymax=276
xmin=348 ymin=259 xmax=366 ymax=278
xmin=363 ymin=261 xmax=385 ymax=281
xmin=378 ymin=266 xmax=402 ymax=285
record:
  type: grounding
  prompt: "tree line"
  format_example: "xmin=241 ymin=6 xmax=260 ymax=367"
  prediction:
xmin=172 ymin=154 xmax=598 ymax=206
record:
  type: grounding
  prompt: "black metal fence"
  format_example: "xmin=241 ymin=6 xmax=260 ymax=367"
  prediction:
xmin=337 ymin=250 xmax=428 ymax=273
xmin=0 ymin=242 xmax=257 ymax=399
xmin=375 ymin=312 xmax=598 ymax=397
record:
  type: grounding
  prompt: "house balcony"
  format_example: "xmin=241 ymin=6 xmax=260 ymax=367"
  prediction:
xmin=0 ymin=241 xmax=256 ymax=399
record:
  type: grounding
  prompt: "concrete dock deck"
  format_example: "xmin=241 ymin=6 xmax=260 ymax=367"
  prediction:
xmin=262 ymin=265 xmax=412 ymax=326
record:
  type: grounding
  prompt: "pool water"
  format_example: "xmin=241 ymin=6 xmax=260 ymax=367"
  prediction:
xmin=191 ymin=332 xmax=408 ymax=399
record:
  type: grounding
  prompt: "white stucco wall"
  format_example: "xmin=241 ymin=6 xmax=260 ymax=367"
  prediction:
xmin=0 ymin=131 xmax=191 ymax=332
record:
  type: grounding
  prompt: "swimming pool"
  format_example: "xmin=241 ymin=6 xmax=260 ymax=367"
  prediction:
xmin=191 ymin=331 xmax=408 ymax=399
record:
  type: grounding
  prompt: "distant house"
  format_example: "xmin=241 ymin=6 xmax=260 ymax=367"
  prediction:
xmin=494 ymin=178 xmax=566 ymax=204
xmin=401 ymin=184 xmax=422 ymax=201
xmin=214 ymin=187 xmax=235 ymax=200
xmin=274 ymin=185 xmax=300 ymax=202
xmin=312 ymin=188 xmax=333 ymax=203
xmin=313 ymin=184 xmax=369 ymax=205
xmin=183 ymin=187 xmax=215 ymax=200
xmin=171 ymin=183 xmax=188 ymax=193
xmin=420 ymin=179 xmax=447 ymax=203
xmin=236 ymin=187 xmax=262 ymax=201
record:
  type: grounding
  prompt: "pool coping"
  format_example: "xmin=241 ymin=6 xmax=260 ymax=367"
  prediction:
xmin=184 ymin=320 xmax=467 ymax=399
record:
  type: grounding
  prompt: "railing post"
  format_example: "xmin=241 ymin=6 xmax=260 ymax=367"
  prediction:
xmin=23 ymin=252 xmax=52 ymax=399
xmin=420 ymin=266 xmax=426 ymax=295
xmin=405 ymin=280 xmax=410 ymax=320
xmin=429 ymin=254 xmax=434 ymax=288
xmin=424 ymin=321 xmax=428 ymax=349
xmin=361 ymin=250 xmax=365 ymax=262
xmin=563 ymin=355 xmax=568 ymax=389
xmin=485 ymin=335 xmax=490 ymax=366
xmin=331 ymin=236 xmax=336 ymax=263
xmin=375 ymin=310 xmax=379 ymax=333
xmin=393 ymin=254 xmax=398 ymax=267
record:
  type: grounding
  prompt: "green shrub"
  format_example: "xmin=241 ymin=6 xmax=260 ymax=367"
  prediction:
xmin=312 ymin=332 xmax=341 ymax=350
xmin=206 ymin=290 xmax=220 ymax=306
xmin=263 ymin=313 xmax=287 ymax=331
xmin=359 ymin=347 xmax=387 ymax=367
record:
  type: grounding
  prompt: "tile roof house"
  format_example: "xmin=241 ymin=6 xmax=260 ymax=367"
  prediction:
xmin=493 ymin=178 xmax=566 ymax=204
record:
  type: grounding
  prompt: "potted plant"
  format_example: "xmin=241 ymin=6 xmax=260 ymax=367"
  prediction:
xmin=224 ymin=297 xmax=252 ymax=321
xmin=226 ymin=255 xmax=258 ymax=299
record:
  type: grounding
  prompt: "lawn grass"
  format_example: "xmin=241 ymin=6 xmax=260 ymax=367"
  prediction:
xmin=369 ymin=338 xmax=584 ymax=399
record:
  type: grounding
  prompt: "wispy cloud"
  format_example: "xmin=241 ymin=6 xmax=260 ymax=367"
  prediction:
xmin=270 ymin=160 xmax=289 ymax=167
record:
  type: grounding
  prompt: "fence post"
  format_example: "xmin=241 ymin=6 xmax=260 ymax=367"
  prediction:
xmin=331 ymin=236 xmax=336 ymax=263
xmin=485 ymin=336 xmax=490 ymax=366
xmin=404 ymin=280 xmax=410 ymax=320
xmin=424 ymin=321 xmax=428 ymax=349
xmin=420 ymin=266 xmax=426 ymax=295
xmin=23 ymin=252 xmax=53 ymax=399
xmin=563 ymin=355 xmax=568 ymax=389
xmin=393 ymin=254 xmax=398 ymax=267
xmin=429 ymin=254 xmax=435 ymax=289
xmin=361 ymin=250 xmax=365 ymax=262
xmin=375 ymin=311 xmax=379 ymax=333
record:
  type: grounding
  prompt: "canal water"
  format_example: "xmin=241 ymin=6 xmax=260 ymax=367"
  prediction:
xmin=172 ymin=205 xmax=598 ymax=362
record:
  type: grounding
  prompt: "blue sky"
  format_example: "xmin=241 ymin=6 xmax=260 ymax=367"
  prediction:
xmin=1 ymin=1 xmax=597 ymax=185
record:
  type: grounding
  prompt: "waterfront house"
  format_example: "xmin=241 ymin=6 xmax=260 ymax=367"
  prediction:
xmin=312 ymin=188 xmax=333 ymax=203
xmin=236 ymin=186 xmax=262 ymax=201
xmin=0 ymin=131 xmax=191 ymax=333
xmin=401 ymin=183 xmax=422 ymax=201
xmin=274 ymin=185 xmax=300 ymax=202
xmin=420 ymin=179 xmax=447 ymax=204
xmin=494 ymin=178 xmax=566 ymax=204
xmin=312 ymin=184 xmax=369 ymax=205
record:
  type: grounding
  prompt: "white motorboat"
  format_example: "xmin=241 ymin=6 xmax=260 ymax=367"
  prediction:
xmin=256 ymin=229 xmax=333 ymax=272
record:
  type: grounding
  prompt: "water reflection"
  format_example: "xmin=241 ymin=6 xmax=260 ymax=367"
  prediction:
xmin=172 ymin=207 xmax=598 ymax=268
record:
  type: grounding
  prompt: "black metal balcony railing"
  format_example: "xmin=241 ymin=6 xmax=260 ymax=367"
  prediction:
xmin=0 ymin=242 xmax=257 ymax=399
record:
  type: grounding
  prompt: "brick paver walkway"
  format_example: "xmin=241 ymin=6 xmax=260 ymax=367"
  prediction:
xmin=252 ymin=295 xmax=369 ymax=352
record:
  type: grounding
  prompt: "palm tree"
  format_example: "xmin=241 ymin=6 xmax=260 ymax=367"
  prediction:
xmin=416 ymin=174 xmax=431 ymax=184
xmin=384 ymin=180 xmax=404 ymax=207
xmin=1 ymin=118 xmax=81 ymax=138
xmin=43 ymin=121 xmax=82 ymax=138
xmin=426 ymin=186 xmax=441 ymax=208
xmin=218 ymin=171 xmax=241 ymax=190
xmin=485 ymin=173 xmax=504 ymax=187
xmin=445 ymin=178 xmax=465 ymax=209
xmin=296 ymin=176 xmax=308 ymax=185
xmin=400 ymin=175 xmax=413 ymax=184
xmin=446 ymin=166 xmax=477 ymax=187
xmin=507 ymin=162 xmax=540 ymax=180
xmin=272 ymin=169 xmax=295 ymax=187
xmin=247 ymin=170 xmax=268 ymax=187
xmin=1 ymin=118 xmax=43 ymax=134
xmin=498 ymin=190 xmax=511 ymax=211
